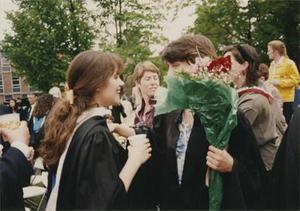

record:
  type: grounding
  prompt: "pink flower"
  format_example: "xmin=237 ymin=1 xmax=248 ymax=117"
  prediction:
xmin=195 ymin=56 xmax=211 ymax=69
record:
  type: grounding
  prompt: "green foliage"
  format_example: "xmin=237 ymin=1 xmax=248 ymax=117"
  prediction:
xmin=1 ymin=0 xmax=94 ymax=91
xmin=190 ymin=0 xmax=300 ymax=66
xmin=93 ymin=0 xmax=168 ymax=94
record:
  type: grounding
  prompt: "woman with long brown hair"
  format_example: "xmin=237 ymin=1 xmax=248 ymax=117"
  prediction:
xmin=40 ymin=50 xmax=151 ymax=210
xmin=31 ymin=94 xmax=54 ymax=154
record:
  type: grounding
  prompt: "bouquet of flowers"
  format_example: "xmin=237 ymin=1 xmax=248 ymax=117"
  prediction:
xmin=155 ymin=54 xmax=238 ymax=210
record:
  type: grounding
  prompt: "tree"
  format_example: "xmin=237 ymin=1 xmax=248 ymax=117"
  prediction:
xmin=93 ymin=0 xmax=168 ymax=94
xmin=1 ymin=0 xmax=95 ymax=91
xmin=190 ymin=0 xmax=300 ymax=67
xmin=263 ymin=0 xmax=300 ymax=67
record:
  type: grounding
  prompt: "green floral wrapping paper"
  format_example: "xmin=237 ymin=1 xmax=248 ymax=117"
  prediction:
xmin=155 ymin=67 xmax=238 ymax=210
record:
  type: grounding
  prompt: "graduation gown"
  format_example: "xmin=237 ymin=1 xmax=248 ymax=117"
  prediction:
xmin=150 ymin=110 xmax=266 ymax=209
xmin=126 ymin=129 xmax=158 ymax=209
xmin=271 ymin=107 xmax=300 ymax=209
xmin=56 ymin=116 xmax=128 ymax=210
xmin=0 ymin=147 xmax=32 ymax=210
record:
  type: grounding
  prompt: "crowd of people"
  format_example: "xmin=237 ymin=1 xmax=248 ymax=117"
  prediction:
xmin=0 ymin=35 xmax=299 ymax=210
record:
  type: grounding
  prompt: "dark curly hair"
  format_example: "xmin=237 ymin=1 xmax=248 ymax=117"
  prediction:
xmin=32 ymin=94 xmax=54 ymax=118
xmin=258 ymin=63 xmax=269 ymax=80
xmin=224 ymin=44 xmax=260 ymax=87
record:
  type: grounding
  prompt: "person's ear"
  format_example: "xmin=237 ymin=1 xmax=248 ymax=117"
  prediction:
xmin=242 ymin=61 xmax=249 ymax=75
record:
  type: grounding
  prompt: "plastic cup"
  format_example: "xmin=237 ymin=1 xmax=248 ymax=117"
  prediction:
xmin=127 ymin=134 xmax=147 ymax=147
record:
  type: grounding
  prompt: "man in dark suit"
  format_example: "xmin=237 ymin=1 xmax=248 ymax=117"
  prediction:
xmin=24 ymin=93 xmax=38 ymax=122
xmin=23 ymin=93 xmax=38 ymax=138
xmin=0 ymin=118 xmax=33 ymax=210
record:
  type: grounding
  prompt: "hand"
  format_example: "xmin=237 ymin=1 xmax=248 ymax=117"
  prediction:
xmin=0 ymin=121 xmax=30 ymax=145
xmin=107 ymin=122 xmax=119 ymax=132
xmin=127 ymin=138 xmax=152 ymax=165
xmin=0 ymin=144 xmax=3 ymax=157
xmin=206 ymin=145 xmax=233 ymax=172
xmin=27 ymin=146 xmax=35 ymax=161
xmin=269 ymin=79 xmax=280 ymax=86
xmin=109 ymin=123 xmax=135 ymax=138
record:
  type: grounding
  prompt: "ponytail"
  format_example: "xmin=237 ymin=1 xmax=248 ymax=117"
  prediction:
xmin=39 ymin=50 xmax=123 ymax=170
xmin=39 ymin=96 xmax=94 ymax=170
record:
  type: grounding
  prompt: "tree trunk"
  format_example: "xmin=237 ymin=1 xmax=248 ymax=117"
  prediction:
xmin=283 ymin=1 xmax=300 ymax=70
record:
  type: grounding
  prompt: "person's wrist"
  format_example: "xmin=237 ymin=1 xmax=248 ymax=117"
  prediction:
xmin=114 ymin=124 xmax=120 ymax=133
xmin=127 ymin=155 xmax=142 ymax=167
xmin=0 ymin=144 xmax=3 ymax=157
xmin=225 ymin=157 xmax=234 ymax=172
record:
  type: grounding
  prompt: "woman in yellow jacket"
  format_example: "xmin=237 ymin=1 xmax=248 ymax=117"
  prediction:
xmin=267 ymin=40 xmax=300 ymax=123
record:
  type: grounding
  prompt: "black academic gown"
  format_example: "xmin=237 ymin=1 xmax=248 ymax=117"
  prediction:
xmin=151 ymin=110 xmax=266 ymax=210
xmin=126 ymin=130 xmax=157 ymax=209
xmin=56 ymin=116 xmax=128 ymax=210
xmin=0 ymin=147 xmax=32 ymax=210
xmin=111 ymin=104 xmax=126 ymax=124
xmin=271 ymin=107 xmax=300 ymax=209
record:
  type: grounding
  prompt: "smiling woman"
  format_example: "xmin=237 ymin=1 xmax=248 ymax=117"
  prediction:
xmin=133 ymin=61 xmax=160 ymax=128
xmin=39 ymin=50 xmax=152 ymax=210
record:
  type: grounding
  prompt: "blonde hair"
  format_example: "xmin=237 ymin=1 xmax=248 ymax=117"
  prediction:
xmin=134 ymin=61 xmax=160 ymax=83
xmin=268 ymin=40 xmax=288 ymax=57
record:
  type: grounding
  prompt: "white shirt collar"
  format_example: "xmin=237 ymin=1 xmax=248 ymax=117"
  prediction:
xmin=46 ymin=106 xmax=111 ymax=211
xmin=76 ymin=107 xmax=111 ymax=125
xmin=274 ymin=56 xmax=284 ymax=65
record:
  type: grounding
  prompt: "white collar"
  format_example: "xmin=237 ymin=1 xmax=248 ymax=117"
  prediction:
xmin=76 ymin=107 xmax=111 ymax=125
xmin=274 ymin=56 xmax=284 ymax=65
xmin=46 ymin=106 xmax=111 ymax=211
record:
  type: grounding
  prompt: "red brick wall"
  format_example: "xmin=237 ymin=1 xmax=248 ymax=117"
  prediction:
xmin=0 ymin=55 xmax=31 ymax=103
xmin=0 ymin=72 xmax=31 ymax=103
xmin=2 ymin=72 xmax=12 ymax=93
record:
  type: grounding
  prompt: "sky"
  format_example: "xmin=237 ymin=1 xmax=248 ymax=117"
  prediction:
xmin=0 ymin=0 xmax=197 ymax=53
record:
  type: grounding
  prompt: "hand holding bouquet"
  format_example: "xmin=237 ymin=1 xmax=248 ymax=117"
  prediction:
xmin=156 ymin=55 xmax=238 ymax=210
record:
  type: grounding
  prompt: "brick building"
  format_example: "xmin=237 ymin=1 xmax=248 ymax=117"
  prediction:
xmin=0 ymin=53 xmax=32 ymax=103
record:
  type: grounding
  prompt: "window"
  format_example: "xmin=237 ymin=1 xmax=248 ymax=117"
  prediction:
xmin=0 ymin=74 xmax=3 ymax=93
xmin=12 ymin=75 xmax=21 ymax=92
xmin=4 ymin=95 xmax=12 ymax=101
xmin=1 ymin=56 xmax=11 ymax=72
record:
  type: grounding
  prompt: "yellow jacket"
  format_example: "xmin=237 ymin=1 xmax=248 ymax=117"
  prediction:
xmin=269 ymin=57 xmax=300 ymax=102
